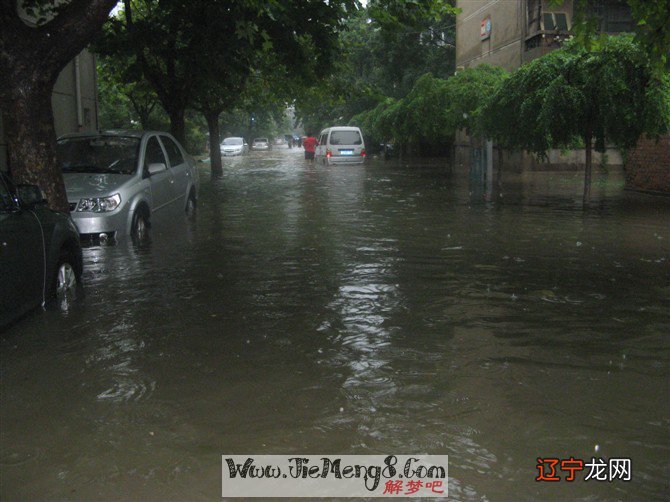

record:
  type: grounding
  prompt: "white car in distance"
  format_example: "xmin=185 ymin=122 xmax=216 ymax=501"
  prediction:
xmin=252 ymin=138 xmax=271 ymax=150
xmin=220 ymin=137 xmax=248 ymax=156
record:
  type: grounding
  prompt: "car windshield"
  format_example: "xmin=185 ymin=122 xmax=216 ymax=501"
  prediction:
xmin=254 ymin=138 xmax=268 ymax=143
xmin=58 ymin=136 xmax=140 ymax=175
xmin=330 ymin=130 xmax=362 ymax=146
xmin=222 ymin=138 xmax=243 ymax=145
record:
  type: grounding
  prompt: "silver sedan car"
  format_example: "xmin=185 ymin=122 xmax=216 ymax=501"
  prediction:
xmin=59 ymin=131 xmax=199 ymax=241
xmin=220 ymin=137 xmax=248 ymax=156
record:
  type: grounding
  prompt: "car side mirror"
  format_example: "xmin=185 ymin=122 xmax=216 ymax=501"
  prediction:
xmin=16 ymin=184 xmax=46 ymax=207
xmin=147 ymin=162 xmax=167 ymax=175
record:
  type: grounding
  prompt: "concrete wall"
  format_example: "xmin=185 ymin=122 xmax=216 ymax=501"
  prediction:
xmin=456 ymin=0 xmax=524 ymax=71
xmin=624 ymin=136 xmax=670 ymax=194
xmin=0 ymin=49 xmax=98 ymax=172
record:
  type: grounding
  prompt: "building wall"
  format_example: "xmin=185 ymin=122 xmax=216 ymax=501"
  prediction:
xmin=624 ymin=136 xmax=670 ymax=194
xmin=52 ymin=50 xmax=99 ymax=137
xmin=456 ymin=0 xmax=524 ymax=71
xmin=0 ymin=49 xmax=98 ymax=172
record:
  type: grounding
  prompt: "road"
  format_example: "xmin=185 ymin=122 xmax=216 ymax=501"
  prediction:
xmin=2 ymin=146 xmax=669 ymax=499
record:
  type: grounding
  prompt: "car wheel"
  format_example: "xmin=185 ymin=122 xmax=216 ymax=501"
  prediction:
xmin=51 ymin=251 xmax=79 ymax=303
xmin=186 ymin=190 xmax=196 ymax=215
xmin=131 ymin=209 xmax=149 ymax=241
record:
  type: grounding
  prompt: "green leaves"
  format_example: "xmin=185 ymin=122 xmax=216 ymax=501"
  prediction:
xmin=349 ymin=65 xmax=507 ymax=148
xmin=367 ymin=0 xmax=457 ymax=29
xmin=481 ymin=34 xmax=669 ymax=156
xmin=443 ymin=65 xmax=508 ymax=136
xmin=296 ymin=0 xmax=457 ymax=136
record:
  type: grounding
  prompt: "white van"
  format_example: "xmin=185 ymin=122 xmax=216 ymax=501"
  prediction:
xmin=315 ymin=126 xmax=366 ymax=165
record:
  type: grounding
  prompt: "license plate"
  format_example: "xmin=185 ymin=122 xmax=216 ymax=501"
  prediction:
xmin=339 ymin=149 xmax=354 ymax=155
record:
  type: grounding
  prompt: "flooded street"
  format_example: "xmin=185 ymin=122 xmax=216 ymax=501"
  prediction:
xmin=2 ymin=147 xmax=669 ymax=500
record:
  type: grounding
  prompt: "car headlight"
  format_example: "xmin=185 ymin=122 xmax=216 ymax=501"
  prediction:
xmin=76 ymin=193 xmax=122 ymax=212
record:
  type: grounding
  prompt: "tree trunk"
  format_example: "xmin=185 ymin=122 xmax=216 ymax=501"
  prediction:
xmin=2 ymin=77 xmax=69 ymax=213
xmin=0 ymin=0 xmax=117 ymax=212
xmin=129 ymin=95 xmax=156 ymax=129
xmin=167 ymin=106 xmax=187 ymax=148
xmin=583 ymin=134 xmax=592 ymax=206
xmin=496 ymin=145 xmax=503 ymax=198
xmin=206 ymin=111 xmax=222 ymax=177
xmin=137 ymin=110 xmax=151 ymax=130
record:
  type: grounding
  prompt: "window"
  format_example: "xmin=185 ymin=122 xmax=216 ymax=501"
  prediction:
xmin=320 ymin=134 xmax=328 ymax=145
xmin=57 ymin=136 xmax=140 ymax=175
xmin=329 ymin=130 xmax=362 ymax=146
xmin=585 ymin=1 xmax=633 ymax=33
xmin=161 ymin=136 xmax=185 ymax=167
xmin=144 ymin=136 xmax=167 ymax=172
xmin=542 ymin=12 xmax=569 ymax=31
xmin=601 ymin=4 xmax=634 ymax=32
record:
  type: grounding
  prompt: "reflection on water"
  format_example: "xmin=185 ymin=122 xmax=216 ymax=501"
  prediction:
xmin=2 ymin=147 xmax=669 ymax=500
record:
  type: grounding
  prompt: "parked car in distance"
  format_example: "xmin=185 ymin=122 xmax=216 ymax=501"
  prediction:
xmin=58 ymin=130 xmax=199 ymax=242
xmin=315 ymin=126 xmax=366 ymax=166
xmin=252 ymin=138 xmax=271 ymax=150
xmin=0 ymin=172 xmax=82 ymax=329
xmin=220 ymin=137 xmax=249 ymax=156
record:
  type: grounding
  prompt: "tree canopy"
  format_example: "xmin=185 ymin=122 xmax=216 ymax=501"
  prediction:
xmin=98 ymin=0 xmax=355 ymax=138
xmin=295 ymin=0 xmax=458 ymax=136
xmin=349 ymin=65 xmax=507 ymax=154
xmin=480 ymin=34 xmax=669 ymax=204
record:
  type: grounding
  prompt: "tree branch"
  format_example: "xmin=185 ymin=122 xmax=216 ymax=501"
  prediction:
xmin=0 ymin=1 xmax=23 ymax=35
xmin=38 ymin=0 xmax=119 ymax=71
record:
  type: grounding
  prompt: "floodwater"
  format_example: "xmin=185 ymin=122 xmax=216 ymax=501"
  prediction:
xmin=1 ymin=147 xmax=669 ymax=500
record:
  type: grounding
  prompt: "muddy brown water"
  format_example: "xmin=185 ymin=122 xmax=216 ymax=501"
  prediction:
xmin=2 ymin=147 xmax=669 ymax=500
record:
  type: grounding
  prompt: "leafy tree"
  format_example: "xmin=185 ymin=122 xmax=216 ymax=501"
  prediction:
xmin=99 ymin=0 xmax=356 ymax=152
xmin=350 ymin=66 xmax=507 ymax=157
xmin=97 ymin=58 xmax=162 ymax=129
xmin=191 ymin=55 xmax=250 ymax=177
xmin=627 ymin=0 xmax=670 ymax=72
xmin=0 ymin=0 xmax=118 ymax=211
xmin=296 ymin=0 xmax=458 ymax=137
xmin=193 ymin=58 xmax=290 ymax=176
xmin=443 ymin=65 xmax=508 ymax=136
xmin=552 ymin=0 xmax=670 ymax=72
xmin=481 ymin=35 xmax=669 ymax=205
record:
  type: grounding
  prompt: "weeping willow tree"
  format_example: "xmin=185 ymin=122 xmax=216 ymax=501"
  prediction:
xmin=481 ymin=35 xmax=670 ymax=206
xmin=350 ymin=67 xmax=508 ymax=157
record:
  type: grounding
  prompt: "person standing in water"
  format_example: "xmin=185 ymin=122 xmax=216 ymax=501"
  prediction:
xmin=302 ymin=132 xmax=318 ymax=161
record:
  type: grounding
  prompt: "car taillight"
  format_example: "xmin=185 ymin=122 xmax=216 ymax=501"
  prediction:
xmin=361 ymin=149 xmax=366 ymax=157
xmin=326 ymin=149 xmax=332 ymax=158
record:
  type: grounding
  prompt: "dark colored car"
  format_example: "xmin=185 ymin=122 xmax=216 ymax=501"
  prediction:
xmin=0 ymin=172 xmax=82 ymax=328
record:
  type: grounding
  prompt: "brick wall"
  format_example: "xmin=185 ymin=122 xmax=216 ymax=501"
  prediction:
xmin=624 ymin=136 xmax=670 ymax=194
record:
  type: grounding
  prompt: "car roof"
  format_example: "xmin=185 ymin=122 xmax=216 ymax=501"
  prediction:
xmin=222 ymin=136 xmax=244 ymax=140
xmin=320 ymin=126 xmax=362 ymax=132
xmin=58 ymin=130 xmax=170 ymax=140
